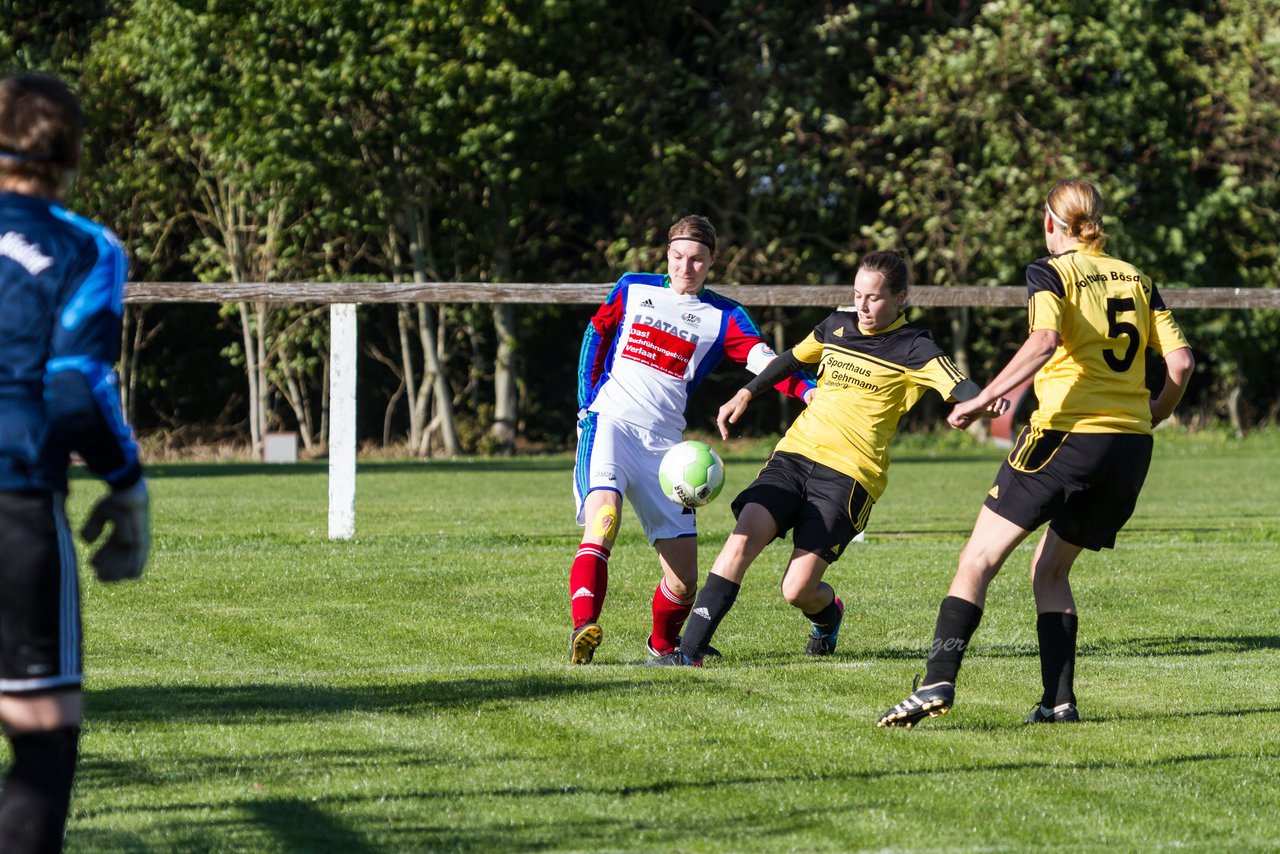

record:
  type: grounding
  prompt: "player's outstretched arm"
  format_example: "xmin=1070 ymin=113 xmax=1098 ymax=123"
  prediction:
xmin=948 ymin=330 xmax=1058 ymax=429
xmin=721 ymin=347 xmax=814 ymax=439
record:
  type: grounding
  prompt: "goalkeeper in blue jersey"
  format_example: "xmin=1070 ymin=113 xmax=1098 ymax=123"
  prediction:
xmin=0 ymin=73 xmax=149 ymax=852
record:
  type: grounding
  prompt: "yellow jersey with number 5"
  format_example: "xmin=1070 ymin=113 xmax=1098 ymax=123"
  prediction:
xmin=1027 ymin=243 xmax=1189 ymax=434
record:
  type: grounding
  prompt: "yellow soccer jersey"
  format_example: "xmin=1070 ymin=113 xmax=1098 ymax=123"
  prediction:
xmin=774 ymin=314 xmax=969 ymax=500
xmin=1027 ymin=243 xmax=1190 ymax=434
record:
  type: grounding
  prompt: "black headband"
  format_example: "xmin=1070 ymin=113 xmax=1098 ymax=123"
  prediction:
xmin=668 ymin=235 xmax=714 ymax=251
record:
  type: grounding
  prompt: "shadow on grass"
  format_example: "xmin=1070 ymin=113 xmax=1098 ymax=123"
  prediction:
xmin=73 ymin=739 xmax=1280 ymax=853
xmin=1090 ymin=704 xmax=1280 ymax=724
xmin=78 ymin=746 xmax=458 ymax=798
xmin=75 ymin=787 xmax=382 ymax=852
xmin=241 ymin=797 xmax=379 ymax=852
xmin=1087 ymin=634 xmax=1280 ymax=656
xmin=87 ymin=674 xmax=642 ymax=725
xmin=854 ymin=634 xmax=1280 ymax=663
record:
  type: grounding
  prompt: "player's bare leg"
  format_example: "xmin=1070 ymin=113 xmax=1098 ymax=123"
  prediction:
xmin=1029 ymin=528 xmax=1082 ymax=614
xmin=947 ymin=507 xmax=1032 ymax=608
xmin=780 ymin=551 xmax=843 ymax=655
xmin=708 ymin=503 xmax=778 ymax=586
xmin=0 ymin=693 xmax=81 ymax=732
xmin=0 ymin=690 xmax=82 ymax=851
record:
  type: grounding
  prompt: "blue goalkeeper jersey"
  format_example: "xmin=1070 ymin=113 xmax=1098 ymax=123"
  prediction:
xmin=0 ymin=191 xmax=141 ymax=493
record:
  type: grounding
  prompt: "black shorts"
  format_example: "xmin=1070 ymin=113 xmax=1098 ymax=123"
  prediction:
xmin=0 ymin=491 xmax=82 ymax=694
xmin=984 ymin=428 xmax=1153 ymax=551
xmin=731 ymin=451 xmax=874 ymax=564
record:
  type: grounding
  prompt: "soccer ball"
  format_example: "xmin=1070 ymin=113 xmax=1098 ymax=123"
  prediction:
xmin=658 ymin=440 xmax=726 ymax=508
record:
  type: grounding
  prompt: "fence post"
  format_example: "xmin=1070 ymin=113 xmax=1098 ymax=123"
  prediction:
xmin=329 ymin=303 xmax=357 ymax=540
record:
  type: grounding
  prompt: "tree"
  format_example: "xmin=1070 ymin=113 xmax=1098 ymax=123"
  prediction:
xmin=100 ymin=0 xmax=371 ymax=452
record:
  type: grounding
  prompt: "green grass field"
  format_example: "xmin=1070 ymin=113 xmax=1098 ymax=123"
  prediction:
xmin=60 ymin=430 xmax=1280 ymax=851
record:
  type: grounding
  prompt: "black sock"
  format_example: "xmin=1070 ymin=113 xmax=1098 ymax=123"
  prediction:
xmin=679 ymin=574 xmax=740 ymax=658
xmin=0 ymin=727 xmax=80 ymax=854
xmin=1037 ymin=612 xmax=1079 ymax=707
xmin=923 ymin=596 xmax=983 ymax=685
xmin=804 ymin=595 xmax=841 ymax=633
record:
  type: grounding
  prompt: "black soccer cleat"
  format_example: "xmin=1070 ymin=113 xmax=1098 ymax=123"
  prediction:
xmin=646 ymin=635 xmax=721 ymax=659
xmin=1024 ymin=702 xmax=1080 ymax=724
xmin=570 ymin=622 xmax=603 ymax=665
xmin=805 ymin=597 xmax=845 ymax=656
xmin=877 ymin=678 xmax=955 ymax=728
xmin=641 ymin=650 xmax=703 ymax=667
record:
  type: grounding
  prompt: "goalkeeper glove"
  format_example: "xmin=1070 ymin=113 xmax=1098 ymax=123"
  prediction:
xmin=81 ymin=479 xmax=150 ymax=582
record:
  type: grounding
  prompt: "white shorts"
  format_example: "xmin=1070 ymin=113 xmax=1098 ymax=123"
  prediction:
xmin=573 ymin=412 xmax=696 ymax=544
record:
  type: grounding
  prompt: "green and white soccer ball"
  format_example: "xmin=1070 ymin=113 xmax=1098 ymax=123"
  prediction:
xmin=658 ymin=440 xmax=726 ymax=508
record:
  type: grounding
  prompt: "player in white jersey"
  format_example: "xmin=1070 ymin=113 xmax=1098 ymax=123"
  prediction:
xmin=568 ymin=215 xmax=814 ymax=664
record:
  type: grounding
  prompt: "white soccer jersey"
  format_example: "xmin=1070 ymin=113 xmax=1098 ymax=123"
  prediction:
xmin=577 ymin=273 xmax=809 ymax=439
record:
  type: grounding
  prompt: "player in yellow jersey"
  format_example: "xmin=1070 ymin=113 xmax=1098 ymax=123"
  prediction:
xmin=878 ymin=180 xmax=1195 ymax=727
xmin=646 ymin=251 xmax=1007 ymax=666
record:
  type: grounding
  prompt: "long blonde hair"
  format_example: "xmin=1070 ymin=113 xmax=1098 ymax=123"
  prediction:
xmin=1046 ymin=180 xmax=1107 ymax=251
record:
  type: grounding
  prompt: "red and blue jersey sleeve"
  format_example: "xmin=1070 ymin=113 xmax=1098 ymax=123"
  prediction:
xmin=701 ymin=294 xmax=814 ymax=401
xmin=577 ymin=278 xmax=628 ymax=410
xmin=720 ymin=302 xmax=767 ymax=364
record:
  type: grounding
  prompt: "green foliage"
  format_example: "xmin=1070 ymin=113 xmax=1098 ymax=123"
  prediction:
xmin=61 ymin=432 xmax=1280 ymax=849
xmin=0 ymin=2 xmax=103 ymax=75
xmin=38 ymin=0 xmax=1280 ymax=444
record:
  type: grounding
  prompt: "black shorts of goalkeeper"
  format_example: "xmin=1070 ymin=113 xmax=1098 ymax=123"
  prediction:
xmin=0 ymin=491 xmax=82 ymax=694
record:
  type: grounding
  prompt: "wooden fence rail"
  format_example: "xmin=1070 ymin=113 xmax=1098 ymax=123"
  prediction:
xmin=129 ymin=282 xmax=1271 ymax=540
xmin=126 ymin=282 xmax=1280 ymax=309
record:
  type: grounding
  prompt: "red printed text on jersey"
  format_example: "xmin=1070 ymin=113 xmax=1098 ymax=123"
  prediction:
xmin=622 ymin=323 xmax=696 ymax=378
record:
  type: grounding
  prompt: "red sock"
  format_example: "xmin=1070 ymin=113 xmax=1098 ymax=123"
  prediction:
xmin=569 ymin=543 xmax=610 ymax=628
xmin=649 ymin=578 xmax=694 ymax=654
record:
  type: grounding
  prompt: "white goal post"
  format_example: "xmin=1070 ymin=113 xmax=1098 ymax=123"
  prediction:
xmin=328 ymin=303 xmax=358 ymax=540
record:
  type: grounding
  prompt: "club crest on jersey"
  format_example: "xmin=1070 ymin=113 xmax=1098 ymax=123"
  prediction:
xmin=681 ymin=312 xmax=700 ymax=325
